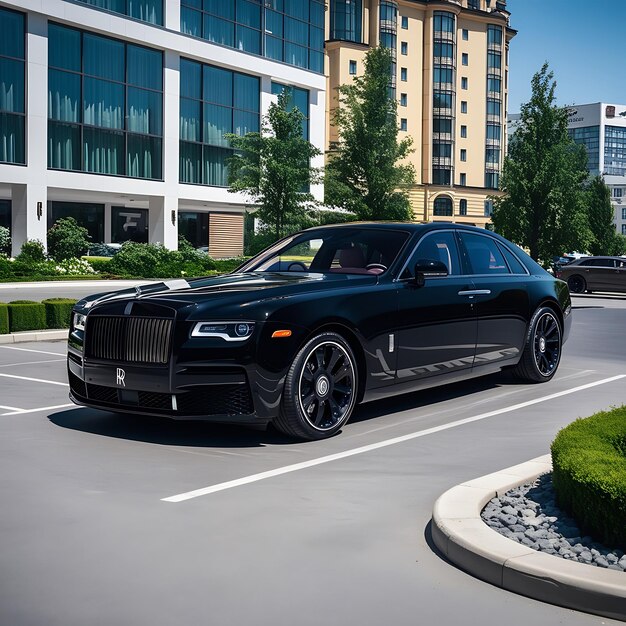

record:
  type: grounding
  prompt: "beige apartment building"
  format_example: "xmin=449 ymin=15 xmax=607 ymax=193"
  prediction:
xmin=326 ymin=0 xmax=515 ymax=227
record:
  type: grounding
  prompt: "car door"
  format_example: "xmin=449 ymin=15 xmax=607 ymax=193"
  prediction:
xmin=613 ymin=259 xmax=626 ymax=293
xmin=395 ymin=230 xmax=477 ymax=386
xmin=456 ymin=232 xmax=529 ymax=371
xmin=578 ymin=258 xmax=615 ymax=291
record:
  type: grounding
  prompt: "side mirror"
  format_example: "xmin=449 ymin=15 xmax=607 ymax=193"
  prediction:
xmin=413 ymin=259 xmax=448 ymax=287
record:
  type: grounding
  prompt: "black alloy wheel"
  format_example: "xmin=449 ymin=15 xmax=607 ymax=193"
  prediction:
xmin=513 ymin=307 xmax=562 ymax=383
xmin=567 ymin=274 xmax=586 ymax=294
xmin=275 ymin=332 xmax=357 ymax=440
xmin=532 ymin=311 xmax=561 ymax=377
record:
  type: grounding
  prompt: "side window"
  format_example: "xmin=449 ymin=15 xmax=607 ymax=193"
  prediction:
xmin=591 ymin=258 xmax=615 ymax=267
xmin=401 ymin=231 xmax=461 ymax=279
xmin=579 ymin=260 xmax=593 ymax=267
xmin=460 ymin=232 xmax=509 ymax=275
xmin=496 ymin=241 xmax=527 ymax=274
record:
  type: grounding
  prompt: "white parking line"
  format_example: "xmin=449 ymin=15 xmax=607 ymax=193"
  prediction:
xmin=1 ymin=403 xmax=77 ymax=416
xmin=161 ymin=374 xmax=626 ymax=503
xmin=0 ymin=359 xmax=66 ymax=368
xmin=0 ymin=404 xmax=24 ymax=412
xmin=0 ymin=346 xmax=65 ymax=357
xmin=0 ymin=373 xmax=69 ymax=386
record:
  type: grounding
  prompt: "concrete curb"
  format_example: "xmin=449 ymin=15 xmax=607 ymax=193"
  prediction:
xmin=432 ymin=455 xmax=626 ymax=622
xmin=0 ymin=329 xmax=68 ymax=344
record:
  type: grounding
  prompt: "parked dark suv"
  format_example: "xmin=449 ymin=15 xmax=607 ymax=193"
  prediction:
xmin=558 ymin=256 xmax=626 ymax=294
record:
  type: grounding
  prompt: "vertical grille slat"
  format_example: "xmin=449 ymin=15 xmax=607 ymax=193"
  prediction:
xmin=86 ymin=316 xmax=172 ymax=365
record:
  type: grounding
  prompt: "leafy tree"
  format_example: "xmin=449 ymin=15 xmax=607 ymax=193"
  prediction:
xmin=47 ymin=217 xmax=91 ymax=261
xmin=227 ymin=91 xmax=322 ymax=241
xmin=325 ymin=45 xmax=415 ymax=221
xmin=586 ymin=176 xmax=626 ymax=255
xmin=492 ymin=63 xmax=592 ymax=262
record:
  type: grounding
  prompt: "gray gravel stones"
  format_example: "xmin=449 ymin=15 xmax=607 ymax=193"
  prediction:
xmin=481 ymin=473 xmax=626 ymax=572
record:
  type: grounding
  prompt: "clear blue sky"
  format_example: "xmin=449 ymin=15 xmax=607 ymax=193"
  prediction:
xmin=507 ymin=0 xmax=625 ymax=113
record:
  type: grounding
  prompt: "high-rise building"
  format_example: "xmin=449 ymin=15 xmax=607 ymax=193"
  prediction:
xmin=566 ymin=103 xmax=626 ymax=236
xmin=0 ymin=0 xmax=326 ymax=256
xmin=508 ymin=103 xmax=626 ymax=236
xmin=326 ymin=0 xmax=515 ymax=226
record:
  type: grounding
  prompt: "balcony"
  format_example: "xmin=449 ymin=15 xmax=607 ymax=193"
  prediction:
xmin=432 ymin=156 xmax=453 ymax=167
xmin=485 ymin=137 xmax=501 ymax=147
xmin=433 ymin=132 xmax=453 ymax=142
xmin=433 ymin=56 xmax=455 ymax=66
xmin=434 ymin=30 xmax=454 ymax=42
xmin=486 ymin=113 xmax=501 ymax=123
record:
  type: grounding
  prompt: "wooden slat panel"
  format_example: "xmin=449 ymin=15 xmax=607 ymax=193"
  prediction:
xmin=208 ymin=213 xmax=244 ymax=259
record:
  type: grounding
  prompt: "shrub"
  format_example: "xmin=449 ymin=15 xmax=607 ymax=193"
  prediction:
xmin=83 ymin=257 xmax=112 ymax=273
xmin=43 ymin=298 xmax=77 ymax=328
xmin=87 ymin=242 xmax=119 ymax=257
xmin=107 ymin=241 xmax=219 ymax=278
xmin=9 ymin=259 xmax=58 ymax=277
xmin=0 ymin=226 xmax=10 ymax=255
xmin=214 ymin=257 xmax=247 ymax=273
xmin=8 ymin=301 xmax=46 ymax=332
xmin=17 ymin=240 xmax=46 ymax=263
xmin=0 ymin=255 xmax=12 ymax=278
xmin=551 ymin=406 xmax=626 ymax=548
xmin=0 ymin=303 xmax=8 ymax=334
xmin=47 ymin=217 xmax=91 ymax=261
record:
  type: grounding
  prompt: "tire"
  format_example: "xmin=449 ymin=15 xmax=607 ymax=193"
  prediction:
xmin=512 ymin=306 xmax=562 ymax=383
xmin=567 ymin=274 xmax=586 ymax=294
xmin=274 ymin=332 xmax=358 ymax=440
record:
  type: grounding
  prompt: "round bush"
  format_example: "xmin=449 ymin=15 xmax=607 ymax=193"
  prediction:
xmin=17 ymin=240 xmax=46 ymax=263
xmin=48 ymin=217 xmax=91 ymax=261
xmin=551 ymin=406 xmax=626 ymax=548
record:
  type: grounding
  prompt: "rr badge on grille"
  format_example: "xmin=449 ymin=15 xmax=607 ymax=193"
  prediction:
xmin=116 ymin=368 xmax=126 ymax=387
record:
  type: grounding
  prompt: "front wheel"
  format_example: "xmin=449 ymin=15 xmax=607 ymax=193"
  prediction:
xmin=512 ymin=307 xmax=562 ymax=382
xmin=274 ymin=332 xmax=358 ymax=440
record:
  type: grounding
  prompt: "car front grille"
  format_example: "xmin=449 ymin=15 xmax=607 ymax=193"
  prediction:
xmin=86 ymin=383 xmax=120 ymax=404
xmin=68 ymin=370 xmax=87 ymax=398
xmin=85 ymin=316 xmax=173 ymax=364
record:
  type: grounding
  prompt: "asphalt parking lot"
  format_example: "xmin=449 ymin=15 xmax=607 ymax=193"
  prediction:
xmin=1 ymin=293 xmax=625 ymax=625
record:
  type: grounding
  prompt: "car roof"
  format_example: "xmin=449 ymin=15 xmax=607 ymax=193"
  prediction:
xmin=302 ymin=221 xmax=494 ymax=235
xmin=571 ymin=255 xmax=624 ymax=262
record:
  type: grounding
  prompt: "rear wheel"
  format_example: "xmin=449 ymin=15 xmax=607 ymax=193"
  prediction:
xmin=567 ymin=274 xmax=586 ymax=294
xmin=274 ymin=332 xmax=358 ymax=440
xmin=512 ymin=307 xmax=562 ymax=382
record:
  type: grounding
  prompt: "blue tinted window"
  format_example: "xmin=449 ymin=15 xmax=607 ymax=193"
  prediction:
xmin=180 ymin=59 xmax=260 ymax=186
xmin=75 ymin=0 xmax=163 ymax=25
xmin=0 ymin=7 xmax=25 ymax=164
xmin=0 ymin=8 xmax=25 ymax=58
xmin=48 ymin=24 xmax=162 ymax=178
xmin=84 ymin=34 xmax=125 ymax=81
xmin=127 ymin=46 xmax=162 ymax=90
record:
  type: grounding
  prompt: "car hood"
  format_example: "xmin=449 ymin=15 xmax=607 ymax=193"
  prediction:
xmin=77 ymin=272 xmax=378 ymax=319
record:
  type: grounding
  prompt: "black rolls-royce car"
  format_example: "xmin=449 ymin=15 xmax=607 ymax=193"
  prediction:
xmin=68 ymin=223 xmax=572 ymax=440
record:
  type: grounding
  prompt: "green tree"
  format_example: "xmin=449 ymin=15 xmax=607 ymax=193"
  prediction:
xmin=586 ymin=176 xmax=626 ymax=255
xmin=227 ymin=91 xmax=321 ymax=241
xmin=325 ymin=46 xmax=415 ymax=221
xmin=47 ymin=217 xmax=91 ymax=261
xmin=492 ymin=63 xmax=591 ymax=262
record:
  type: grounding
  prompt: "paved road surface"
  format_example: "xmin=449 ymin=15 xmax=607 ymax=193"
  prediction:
xmin=0 ymin=293 xmax=624 ymax=625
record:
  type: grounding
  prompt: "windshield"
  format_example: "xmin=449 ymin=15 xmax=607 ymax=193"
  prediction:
xmin=239 ymin=228 xmax=411 ymax=275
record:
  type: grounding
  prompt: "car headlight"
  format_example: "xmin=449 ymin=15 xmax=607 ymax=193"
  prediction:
xmin=73 ymin=312 xmax=86 ymax=332
xmin=191 ymin=321 xmax=255 ymax=341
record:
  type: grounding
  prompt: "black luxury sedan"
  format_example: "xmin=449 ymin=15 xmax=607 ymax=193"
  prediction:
xmin=68 ymin=223 xmax=572 ymax=440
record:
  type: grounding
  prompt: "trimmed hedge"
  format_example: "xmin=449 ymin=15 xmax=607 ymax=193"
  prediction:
xmin=43 ymin=298 xmax=77 ymax=329
xmin=8 ymin=301 xmax=47 ymax=332
xmin=0 ymin=304 xmax=8 ymax=334
xmin=551 ymin=406 xmax=626 ymax=549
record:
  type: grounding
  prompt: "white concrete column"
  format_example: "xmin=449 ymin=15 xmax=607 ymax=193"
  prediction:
xmin=11 ymin=13 xmax=49 ymax=256
xmin=260 ymin=75 xmax=274 ymax=119
xmin=148 ymin=195 xmax=178 ymax=248
xmin=11 ymin=184 xmax=47 ymax=256
xmin=162 ymin=50 xmax=180 ymax=249
xmin=104 ymin=204 xmax=112 ymax=243
xmin=309 ymin=88 xmax=325 ymax=202
xmin=165 ymin=0 xmax=181 ymax=32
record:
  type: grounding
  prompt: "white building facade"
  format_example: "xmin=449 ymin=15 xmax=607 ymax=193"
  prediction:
xmin=508 ymin=103 xmax=626 ymax=237
xmin=566 ymin=103 xmax=626 ymax=237
xmin=0 ymin=0 xmax=326 ymax=257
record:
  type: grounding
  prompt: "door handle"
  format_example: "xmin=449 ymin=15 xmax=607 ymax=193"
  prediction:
xmin=458 ymin=289 xmax=491 ymax=296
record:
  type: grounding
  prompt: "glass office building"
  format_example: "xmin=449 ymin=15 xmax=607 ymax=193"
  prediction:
xmin=0 ymin=0 xmax=325 ymax=257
